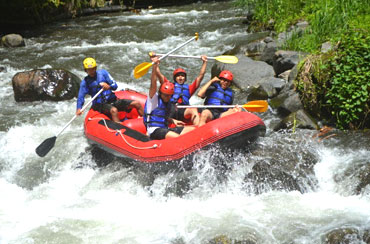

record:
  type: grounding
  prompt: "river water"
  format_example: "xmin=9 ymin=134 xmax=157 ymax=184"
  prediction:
xmin=0 ymin=1 xmax=369 ymax=243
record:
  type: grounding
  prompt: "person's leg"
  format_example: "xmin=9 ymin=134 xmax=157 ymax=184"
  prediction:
xmin=110 ymin=106 xmax=120 ymax=122
xmin=128 ymin=100 xmax=144 ymax=116
xmin=184 ymin=108 xmax=200 ymax=126
xmin=220 ymin=107 xmax=241 ymax=118
xmin=180 ymin=126 xmax=195 ymax=135
xmin=198 ymin=109 xmax=213 ymax=127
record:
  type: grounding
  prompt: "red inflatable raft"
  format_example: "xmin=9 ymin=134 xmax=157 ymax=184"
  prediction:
xmin=84 ymin=90 xmax=266 ymax=165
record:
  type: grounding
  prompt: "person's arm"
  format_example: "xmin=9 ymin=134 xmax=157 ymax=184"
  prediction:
xmin=149 ymin=57 xmax=160 ymax=98
xmin=194 ymin=55 xmax=208 ymax=89
xmin=197 ymin=76 xmax=219 ymax=98
xmin=100 ymin=70 xmax=117 ymax=90
xmin=76 ymin=80 xmax=88 ymax=115
xmin=149 ymin=52 xmax=165 ymax=84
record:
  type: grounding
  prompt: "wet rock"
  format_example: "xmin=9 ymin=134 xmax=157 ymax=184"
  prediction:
xmin=273 ymin=109 xmax=319 ymax=131
xmin=12 ymin=69 xmax=80 ymax=102
xmin=0 ymin=66 xmax=6 ymax=72
xmin=208 ymin=234 xmax=258 ymax=244
xmin=323 ymin=228 xmax=362 ymax=244
xmin=1 ymin=34 xmax=25 ymax=47
xmin=244 ymin=161 xmax=302 ymax=194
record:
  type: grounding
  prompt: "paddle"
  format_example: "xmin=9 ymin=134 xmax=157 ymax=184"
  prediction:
xmin=155 ymin=54 xmax=238 ymax=64
xmin=176 ymin=100 xmax=268 ymax=113
xmin=133 ymin=33 xmax=199 ymax=79
xmin=35 ymin=88 xmax=104 ymax=157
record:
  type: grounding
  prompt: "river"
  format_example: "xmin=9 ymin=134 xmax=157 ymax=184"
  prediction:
xmin=0 ymin=1 xmax=369 ymax=243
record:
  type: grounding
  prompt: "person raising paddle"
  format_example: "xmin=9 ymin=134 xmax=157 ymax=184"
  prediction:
xmin=143 ymin=56 xmax=195 ymax=140
xmin=76 ymin=57 xmax=144 ymax=123
xmin=149 ymin=52 xmax=208 ymax=126
xmin=197 ymin=70 xmax=241 ymax=127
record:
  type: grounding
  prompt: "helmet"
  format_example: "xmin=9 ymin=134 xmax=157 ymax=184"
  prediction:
xmin=83 ymin=57 xmax=97 ymax=69
xmin=219 ymin=70 xmax=233 ymax=82
xmin=160 ymin=82 xmax=175 ymax=95
xmin=173 ymin=68 xmax=187 ymax=80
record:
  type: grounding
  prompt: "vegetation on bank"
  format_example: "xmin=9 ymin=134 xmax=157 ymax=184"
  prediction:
xmin=235 ymin=0 xmax=370 ymax=129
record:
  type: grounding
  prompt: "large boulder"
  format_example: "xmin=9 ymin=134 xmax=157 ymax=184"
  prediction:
xmin=12 ymin=69 xmax=81 ymax=102
xmin=212 ymin=55 xmax=275 ymax=91
xmin=1 ymin=34 xmax=25 ymax=47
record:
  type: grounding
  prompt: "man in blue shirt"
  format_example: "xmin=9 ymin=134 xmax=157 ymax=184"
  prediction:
xmin=76 ymin=57 xmax=143 ymax=122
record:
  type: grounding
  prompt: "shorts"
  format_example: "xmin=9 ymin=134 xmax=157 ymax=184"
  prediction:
xmin=171 ymin=107 xmax=186 ymax=121
xmin=149 ymin=127 xmax=184 ymax=140
xmin=92 ymin=99 xmax=133 ymax=118
xmin=208 ymin=108 xmax=224 ymax=120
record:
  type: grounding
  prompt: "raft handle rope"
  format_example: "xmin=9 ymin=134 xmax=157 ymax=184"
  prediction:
xmin=88 ymin=118 xmax=158 ymax=150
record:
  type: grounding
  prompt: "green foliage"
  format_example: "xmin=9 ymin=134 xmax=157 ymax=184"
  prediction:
xmin=324 ymin=30 xmax=370 ymax=129
xmin=234 ymin=0 xmax=370 ymax=52
xmin=295 ymin=30 xmax=370 ymax=129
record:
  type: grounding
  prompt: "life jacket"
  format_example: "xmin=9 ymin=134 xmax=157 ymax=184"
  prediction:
xmin=170 ymin=83 xmax=191 ymax=105
xmin=205 ymin=83 xmax=233 ymax=112
xmin=144 ymin=96 xmax=172 ymax=128
xmin=84 ymin=70 xmax=117 ymax=105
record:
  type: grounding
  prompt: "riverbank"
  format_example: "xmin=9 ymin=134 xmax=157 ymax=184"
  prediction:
xmin=0 ymin=0 xmax=227 ymax=34
xmin=235 ymin=0 xmax=370 ymax=130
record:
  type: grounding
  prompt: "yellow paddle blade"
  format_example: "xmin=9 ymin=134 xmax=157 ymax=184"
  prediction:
xmin=133 ymin=62 xmax=153 ymax=79
xmin=214 ymin=55 xmax=239 ymax=64
xmin=242 ymin=100 xmax=268 ymax=112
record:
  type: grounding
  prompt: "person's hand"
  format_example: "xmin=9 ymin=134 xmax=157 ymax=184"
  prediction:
xmin=201 ymin=55 xmax=208 ymax=62
xmin=76 ymin=109 xmax=82 ymax=116
xmin=233 ymin=105 xmax=242 ymax=112
xmin=172 ymin=119 xmax=185 ymax=127
xmin=99 ymin=82 xmax=110 ymax=90
xmin=211 ymin=76 xmax=220 ymax=83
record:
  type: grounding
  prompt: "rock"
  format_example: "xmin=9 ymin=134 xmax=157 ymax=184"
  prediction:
xmin=273 ymin=109 xmax=319 ymax=131
xmin=245 ymin=41 xmax=266 ymax=57
xmin=244 ymin=161 xmax=302 ymax=194
xmin=321 ymin=41 xmax=334 ymax=53
xmin=212 ymin=55 xmax=275 ymax=91
xmin=260 ymin=41 xmax=277 ymax=65
xmin=1 ymin=34 xmax=25 ymax=47
xmin=12 ymin=69 xmax=80 ymax=102
xmin=270 ymin=89 xmax=303 ymax=117
xmin=0 ymin=66 xmax=6 ymax=72
xmin=323 ymin=228 xmax=361 ymax=244
xmin=247 ymin=77 xmax=285 ymax=100
xmin=273 ymin=50 xmax=308 ymax=76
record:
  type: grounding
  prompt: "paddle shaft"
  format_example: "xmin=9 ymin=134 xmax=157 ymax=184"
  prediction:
xmin=156 ymin=54 xmax=215 ymax=60
xmin=56 ymin=88 xmax=104 ymax=137
xmin=177 ymin=105 xmax=248 ymax=109
xmin=153 ymin=34 xmax=198 ymax=64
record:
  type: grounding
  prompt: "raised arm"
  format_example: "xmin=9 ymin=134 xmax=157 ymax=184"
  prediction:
xmin=149 ymin=52 xmax=165 ymax=84
xmin=197 ymin=76 xmax=219 ymax=98
xmin=194 ymin=55 xmax=208 ymax=89
xmin=149 ymin=56 xmax=160 ymax=98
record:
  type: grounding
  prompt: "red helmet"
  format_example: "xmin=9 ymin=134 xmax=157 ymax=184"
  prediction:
xmin=160 ymin=82 xmax=175 ymax=95
xmin=173 ymin=68 xmax=187 ymax=79
xmin=219 ymin=70 xmax=233 ymax=82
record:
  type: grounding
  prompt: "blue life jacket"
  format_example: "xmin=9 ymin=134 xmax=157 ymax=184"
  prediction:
xmin=170 ymin=83 xmax=190 ymax=105
xmin=144 ymin=96 xmax=172 ymax=128
xmin=76 ymin=69 xmax=118 ymax=109
xmin=205 ymin=83 xmax=233 ymax=112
